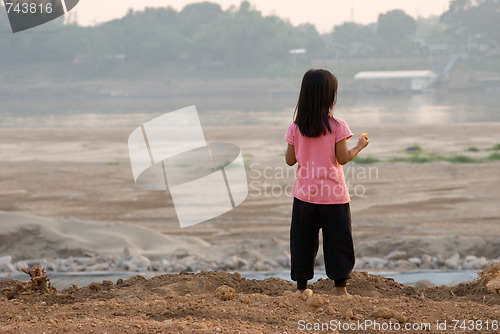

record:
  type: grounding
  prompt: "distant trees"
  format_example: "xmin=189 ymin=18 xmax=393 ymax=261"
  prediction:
xmin=329 ymin=9 xmax=418 ymax=57
xmin=330 ymin=22 xmax=376 ymax=57
xmin=329 ymin=0 xmax=500 ymax=58
xmin=0 ymin=0 xmax=498 ymax=78
xmin=0 ymin=1 xmax=322 ymax=76
xmin=192 ymin=1 xmax=300 ymax=68
xmin=376 ymin=10 xmax=418 ymax=55
xmin=377 ymin=10 xmax=417 ymax=43
xmin=441 ymin=0 xmax=500 ymax=51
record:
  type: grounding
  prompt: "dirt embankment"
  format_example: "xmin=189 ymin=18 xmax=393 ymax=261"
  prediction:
xmin=1 ymin=267 xmax=499 ymax=334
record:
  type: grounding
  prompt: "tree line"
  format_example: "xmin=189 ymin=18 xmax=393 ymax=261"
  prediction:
xmin=0 ymin=0 xmax=498 ymax=77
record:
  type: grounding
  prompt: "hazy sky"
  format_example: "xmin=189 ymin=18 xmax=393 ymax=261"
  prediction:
xmin=72 ymin=0 xmax=450 ymax=32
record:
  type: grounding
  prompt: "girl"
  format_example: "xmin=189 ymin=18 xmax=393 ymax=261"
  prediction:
xmin=284 ymin=69 xmax=369 ymax=296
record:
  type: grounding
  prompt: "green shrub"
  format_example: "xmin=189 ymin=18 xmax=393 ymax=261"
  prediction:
xmin=353 ymin=156 xmax=381 ymax=164
xmin=491 ymin=143 xmax=500 ymax=151
xmin=487 ymin=152 xmax=500 ymax=160
xmin=443 ymin=155 xmax=480 ymax=163
xmin=389 ymin=155 xmax=430 ymax=163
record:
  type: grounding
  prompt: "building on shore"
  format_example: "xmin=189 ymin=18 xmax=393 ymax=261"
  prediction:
xmin=353 ymin=70 xmax=437 ymax=92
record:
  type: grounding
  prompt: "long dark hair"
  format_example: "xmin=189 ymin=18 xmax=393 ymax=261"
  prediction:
xmin=294 ymin=69 xmax=338 ymax=138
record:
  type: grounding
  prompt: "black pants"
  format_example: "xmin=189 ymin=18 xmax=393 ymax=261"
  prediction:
xmin=290 ymin=197 xmax=355 ymax=288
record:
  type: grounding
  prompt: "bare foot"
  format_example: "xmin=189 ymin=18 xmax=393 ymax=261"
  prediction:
xmin=335 ymin=287 xmax=351 ymax=297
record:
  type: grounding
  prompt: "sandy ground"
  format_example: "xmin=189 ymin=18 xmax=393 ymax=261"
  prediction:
xmin=0 ymin=123 xmax=499 ymax=257
xmin=1 ymin=122 xmax=500 ymax=332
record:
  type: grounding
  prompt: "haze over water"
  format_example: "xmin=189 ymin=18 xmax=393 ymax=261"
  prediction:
xmin=1 ymin=91 xmax=499 ymax=128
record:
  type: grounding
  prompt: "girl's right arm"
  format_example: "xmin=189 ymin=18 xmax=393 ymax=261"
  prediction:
xmin=335 ymin=136 xmax=369 ymax=165
xmin=285 ymin=144 xmax=297 ymax=166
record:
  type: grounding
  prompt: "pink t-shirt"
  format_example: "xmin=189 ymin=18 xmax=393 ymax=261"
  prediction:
xmin=285 ymin=117 xmax=353 ymax=204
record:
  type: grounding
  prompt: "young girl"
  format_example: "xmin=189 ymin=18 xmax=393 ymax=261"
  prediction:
xmin=284 ymin=69 xmax=369 ymax=296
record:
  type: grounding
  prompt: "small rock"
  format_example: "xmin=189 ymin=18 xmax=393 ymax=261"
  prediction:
xmin=174 ymin=324 xmax=186 ymax=331
xmin=0 ymin=256 xmax=19 ymax=274
xmin=306 ymin=295 xmax=325 ymax=307
xmin=356 ymin=257 xmax=388 ymax=269
xmin=253 ymin=262 xmax=273 ymax=271
xmin=13 ymin=260 xmax=29 ymax=272
xmin=125 ymin=255 xmax=151 ymax=272
xmin=325 ymin=305 xmax=336 ymax=315
xmin=372 ymin=307 xmax=407 ymax=323
xmin=123 ymin=247 xmax=132 ymax=260
xmin=85 ymin=254 xmax=97 ymax=266
xmin=236 ymin=257 xmax=251 ymax=269
xmin=88 ymin=263 xmax=111 ymax=271
xmin=214 ymin=285 xmax=236 ymax=301
xmin=102 ymin=280 xmax=113 ymax=287
xmin=463 ymin=256 xmax=488 ymax=270
xmin=182 ymin=255 xmax=202 ymax=272
xmin=430 ymin=256 xmax=442 ymax=269
xmin=150 ymin=260 xmax=162 ymax=271
xmin=39 ymin=259 xmax=56 ymax=271
xmin=238 ymin=295 xmax=251 ymax=304
xmin=385 ymin=251 xmax=407 ymax=261
xmin=222 ymin=256 xmax=248 ymax=270
xmin=465 ymin=255 xmax=477 ymax=262
xmin=275 ymin=254 xmax=291 ymax=268
xmin=408 ymin=257 xmax=421 ymax=267
xmin=173 ymin=249 xmax=190 ymax=259
xmin=445 ymin=253 xmax=460 ymax=269
xmin=410 ymin=280 xmax=435 ymax=290
xmin=301 ymin=289 xmax=313 ymax=301
xmin=485 ymin=276 xmax=500 ymax=295
xmin=193 ymin=323 xmax=208 ymax=330
xmin=421 ymin=254 xmax=433 ymax=267
xmin=393 ymin=259 xmax=410 ymax=269
xmin=261 ymin=257 xmax=279 ymax=269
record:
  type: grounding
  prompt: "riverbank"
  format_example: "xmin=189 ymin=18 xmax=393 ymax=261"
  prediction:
xmin=1 ymin=55 xmax=498 ymax=97
xmin=1 ymin=123 xmax=499 ymax=275
xmin=0 ymin=211 xmax=498 ymax=278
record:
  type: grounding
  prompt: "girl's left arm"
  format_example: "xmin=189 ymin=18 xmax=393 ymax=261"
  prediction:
xmin=285 ymin=144 xmax=297 ymax=166
xmin=335 ymin=136 xmax=369 ymax=165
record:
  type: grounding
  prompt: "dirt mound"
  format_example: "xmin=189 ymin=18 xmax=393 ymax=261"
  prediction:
xmin=312 ymin=271 xmax=418 ymax=298
xmin=1 ymin=269 xmax=499 ymax=333
xmin=423 ymin=264 xmax=500 ymax=305
xmin=1 ymin=265 xmax=56 ymax=300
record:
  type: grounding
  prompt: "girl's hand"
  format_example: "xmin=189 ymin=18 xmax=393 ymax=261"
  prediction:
xmin=357 ymin=134 xmax=369 ymax=149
